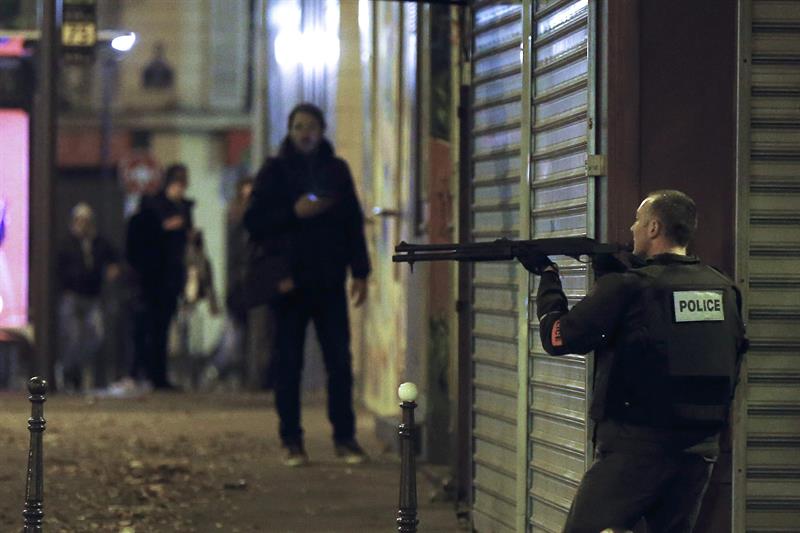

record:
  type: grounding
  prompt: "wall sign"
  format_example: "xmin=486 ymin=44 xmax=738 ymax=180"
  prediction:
xmin=62 ymin=0 xmax=97 ymax=64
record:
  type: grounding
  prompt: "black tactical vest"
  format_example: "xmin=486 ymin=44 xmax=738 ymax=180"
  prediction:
xmin=601 ymin=258 xmax=746 ymax=430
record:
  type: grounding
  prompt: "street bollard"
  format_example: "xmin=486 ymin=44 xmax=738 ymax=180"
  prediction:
xmin=23 ymin=377 xmax=47 ymax=533
xmin=397 ymin=382 xmax=419 ymax=533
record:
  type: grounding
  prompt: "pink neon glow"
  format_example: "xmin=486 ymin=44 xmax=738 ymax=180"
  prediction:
xmin=0 ymin=37 xmax=24 ymax=57
xmin=0 ymin=110 xmax=30 ymax=328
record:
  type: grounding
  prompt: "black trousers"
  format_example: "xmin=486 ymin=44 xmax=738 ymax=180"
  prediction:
xmin=563 ymin=449 xmax=714 ymax=533
xmin=132 ymin=292 xmax=178 ymax=388
xmin=270 ymin=285 xmax=355 ymax=446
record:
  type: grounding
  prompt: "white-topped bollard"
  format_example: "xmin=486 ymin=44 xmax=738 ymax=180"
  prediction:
xmin=396 ymin=382 xmax=418 ymax=533
xmin=398 ymin=382 xmax=418 ymax=403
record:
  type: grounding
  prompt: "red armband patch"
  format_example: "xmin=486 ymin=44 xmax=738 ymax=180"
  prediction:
xmin=551 ymin=319 xmax=564 ymax=347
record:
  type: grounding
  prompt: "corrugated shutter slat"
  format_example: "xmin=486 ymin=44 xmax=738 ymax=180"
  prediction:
xmin=528 ymin=1 xmax=591 ymax=529
xmin=742 ymin=1 xmax=800 ymax=529
xmin=470 ymin=3 xmax=524 ymax=529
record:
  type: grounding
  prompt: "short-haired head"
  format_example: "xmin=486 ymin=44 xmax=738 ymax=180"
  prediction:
xmin=70 ymin=202 xmax=95 ymax=238
xmin=164 ymin=164 xmax=188 ymax=188
xmin=71 ymin=202 xmax=94 ymax=221
xmin=644 ymin=189 xmax=697 ymax=247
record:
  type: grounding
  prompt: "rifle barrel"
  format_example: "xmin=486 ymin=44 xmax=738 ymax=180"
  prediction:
xmin=392 ymin=250 xmax=514 ymax=263
xmin=393 ymin=237 xmax=622 ymax=264
xmin=394 ymin=241 xmax=511 ymax=252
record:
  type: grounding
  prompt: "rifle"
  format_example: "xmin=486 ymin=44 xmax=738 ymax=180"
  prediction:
xmin=393 ymin=236 xmax=629 ymax=274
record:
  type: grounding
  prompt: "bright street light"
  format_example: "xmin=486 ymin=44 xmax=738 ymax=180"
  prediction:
xmin=110 ymin=32 xmax=136 ymax=52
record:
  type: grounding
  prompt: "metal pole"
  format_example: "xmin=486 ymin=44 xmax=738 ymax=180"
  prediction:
xmin=31 ymin=0 xmax=62 ymax=384
xmin=251 ymin=0 xmax=269 ymax=168
xmin=455 ymin=61 xmax=473 ymax=516
xmin=100 ymin=52 xmax=114 ymax=181
xmin=23 ymin=377 xmax=47 ymax=532
xmin=397 ymin=382 xmax=419 ymax=533
xmin=516 ymin=1 xmax=533 ymax=528
xmin=245 ymin=0 xmax=276 ymax=393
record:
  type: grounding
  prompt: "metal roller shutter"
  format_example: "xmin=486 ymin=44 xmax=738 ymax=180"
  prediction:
xmin=527 ymin=0 xmax=595 ymax=531
xmin=470 ymin=2 xmax=524 ymax=531
xmin=736 ymin=1 xmax=800 ymax=531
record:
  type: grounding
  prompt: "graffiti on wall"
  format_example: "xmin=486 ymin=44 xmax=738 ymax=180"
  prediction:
xmin=361 ymin=0 xmax=411 ymax=416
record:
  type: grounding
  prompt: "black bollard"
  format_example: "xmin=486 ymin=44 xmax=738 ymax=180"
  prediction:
xmin=397 ymin=382 xmax=419 ymax=533
xmin=23 ymin=377 xmax=47 ymax=533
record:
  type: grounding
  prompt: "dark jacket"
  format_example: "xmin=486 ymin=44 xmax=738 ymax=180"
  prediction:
xmin=536 ymin=254 xmax=747 ymax=455
xmin=148 ymin=192 xmax=194 ymax=277
xmin=126 ymin=193 xmax=194 ymax=299
xmin=58 ymin=235 xmax=118 ymax=297
xmin=126 ymin=202 xmax=163 ymax=297
xmin=244 ymin=139 xmax=370 ymax=290
xmin=225 ymin=215 xmax=251 ymax=321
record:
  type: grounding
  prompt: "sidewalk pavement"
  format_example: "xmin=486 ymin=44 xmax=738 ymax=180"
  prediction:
xmin=0 ymin=390 xmax=462 ymax=532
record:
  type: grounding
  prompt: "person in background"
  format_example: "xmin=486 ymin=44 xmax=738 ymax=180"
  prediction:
xmin=57 ymin=203 xmax=119 ymax=391
xmin=202 ymin=177 xmax=254 ymax=388
xmin=174 ymin=228 xmax=220 ymax=381
xmin=183 ymin=229 xmax=219 ymax=315
xmin=122 ymin=193 xmax=160 ymax=393
xmin=244 ymin=103 xmax=370 ymax=467
xmin=126 ymin=165 xmax=194 ymax=390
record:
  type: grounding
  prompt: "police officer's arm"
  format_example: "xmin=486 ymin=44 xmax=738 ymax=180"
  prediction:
xmin=537 ymin=270 xmax=638 ymax=356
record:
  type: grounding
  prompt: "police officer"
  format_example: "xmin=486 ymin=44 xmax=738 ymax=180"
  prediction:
xmin=529 ymin=190 xmax=747 ymax=533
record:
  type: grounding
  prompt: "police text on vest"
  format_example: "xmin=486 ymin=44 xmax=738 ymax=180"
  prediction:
xmin=673 ymin=291 xmax=725 ymax=322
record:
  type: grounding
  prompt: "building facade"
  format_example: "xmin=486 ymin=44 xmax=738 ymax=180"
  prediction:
xmin=2 ymin=1 xmax=798 ymax=530
xmin=455 ymin=1 xmax=800 ymax=531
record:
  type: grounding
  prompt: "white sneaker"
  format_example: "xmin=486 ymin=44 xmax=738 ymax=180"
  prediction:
xmin=283 ymin=444 xmax=310 ymax=467
xmin=334 ymin=440 xmax=368 ymax=465
xmin=105 ymin=378 xmax=138 ymax=398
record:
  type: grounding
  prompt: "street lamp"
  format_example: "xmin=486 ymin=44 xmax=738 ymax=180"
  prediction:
xmin=100 ymin=32 xmax=136 ymax=182
xmin=110 ymin=32 xmax=136 ymax=52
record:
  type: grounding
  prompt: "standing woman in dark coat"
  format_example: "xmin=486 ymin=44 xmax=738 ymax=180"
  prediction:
xmin=244 ymin=103 xmax=371 ymax=467
xmin=127 ymin=165 xmax=194 ymax=390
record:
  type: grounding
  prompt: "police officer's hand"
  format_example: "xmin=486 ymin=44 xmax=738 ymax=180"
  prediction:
xmin=294 ymin=194 xmax=334 ymax=219
xmin=517 ymin=250 xmax=557 ymax=275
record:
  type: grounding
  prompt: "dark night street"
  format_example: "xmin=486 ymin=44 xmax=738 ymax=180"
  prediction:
xmin=0 ymin=391 xmax=460 ymax=532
